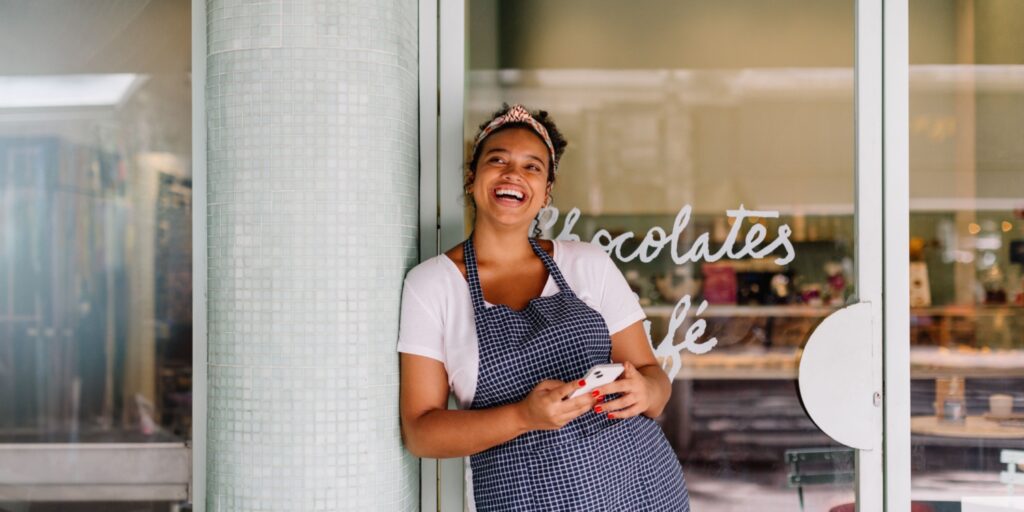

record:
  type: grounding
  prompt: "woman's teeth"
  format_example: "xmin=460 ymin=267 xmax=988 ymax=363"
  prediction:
xmin=495 ymin=188 xmax=525 ymax=202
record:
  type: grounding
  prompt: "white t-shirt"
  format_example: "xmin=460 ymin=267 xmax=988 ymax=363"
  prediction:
xmin=396 ymin=239 xmax=646 ymax=510
xmin=397 ymin=239 xmax=646 ymax=408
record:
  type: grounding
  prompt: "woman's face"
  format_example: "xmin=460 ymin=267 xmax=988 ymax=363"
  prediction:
xmin=469 ymin=127 xmax=552 ymax=230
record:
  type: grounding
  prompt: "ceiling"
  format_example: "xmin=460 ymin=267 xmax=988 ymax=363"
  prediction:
xmin=0 ymin=0 xmax=190 ymax=75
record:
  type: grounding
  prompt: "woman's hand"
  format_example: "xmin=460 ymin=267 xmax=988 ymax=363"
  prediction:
xmin=516 ymin=379 xmax=596 ymax=431
xmin=592 ymin=361 xmax=654 ymax=419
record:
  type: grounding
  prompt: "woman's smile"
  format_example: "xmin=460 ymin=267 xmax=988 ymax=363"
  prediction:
xmin=491 ymin=184 xmax=529 ymax=207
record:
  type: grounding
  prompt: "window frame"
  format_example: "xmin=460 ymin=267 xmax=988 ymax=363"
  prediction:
xmin=418 ymin=0 xmax=912 ymax=510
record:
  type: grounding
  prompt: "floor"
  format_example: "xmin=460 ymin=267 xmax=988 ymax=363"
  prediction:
xmin=684 ymin=466 xmax=1011 ymax=512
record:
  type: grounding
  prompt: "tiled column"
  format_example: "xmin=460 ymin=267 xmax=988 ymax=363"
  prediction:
xmin=205 ymin=1 xmax=419 ymax=510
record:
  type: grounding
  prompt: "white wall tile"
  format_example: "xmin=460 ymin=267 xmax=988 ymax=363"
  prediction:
xmin=206 ymin=0 xmax=419 ymax=509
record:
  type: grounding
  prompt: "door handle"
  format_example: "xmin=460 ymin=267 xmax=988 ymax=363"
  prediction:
xmin=797 ymin=302 xmax=881 ymax=450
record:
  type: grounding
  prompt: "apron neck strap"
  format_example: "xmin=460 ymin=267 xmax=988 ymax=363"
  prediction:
xmin=462 ymin=235 xmax=487 ymax=313
xmin=527 ymin=238 xmax=573 ymax=296
xmin=462 ymin=235 xmax=574 ymax=314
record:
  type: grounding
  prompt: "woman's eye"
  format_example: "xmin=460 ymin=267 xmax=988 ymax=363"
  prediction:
xmin=527 ymin=165 xmax=540 ymax=172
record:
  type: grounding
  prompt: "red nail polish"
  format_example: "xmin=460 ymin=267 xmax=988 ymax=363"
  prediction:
xmin=578 ymin=380 xmax=586 ymax=387
xmin=607 ymin=413 xmax=615 ymax=419
xmin=594 ymin=406 xmax=603 ymax=413
xmin=591 ymin=390 xmax=600 ymax=397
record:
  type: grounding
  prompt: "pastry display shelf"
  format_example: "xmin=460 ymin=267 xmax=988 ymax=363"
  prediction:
xmin=643 ymin=304 xmax=1024 ymax=319
xmin=669 ymin=347 xmax=1024 ymax=380
xmin=644 ymin=304 xmax=839 ymax=318
xmin=911 ymin=305 xmax=1024 ymax=317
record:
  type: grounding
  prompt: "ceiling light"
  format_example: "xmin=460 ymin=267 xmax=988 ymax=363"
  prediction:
xmin=0 ymin=74 xmax=143 ymax=109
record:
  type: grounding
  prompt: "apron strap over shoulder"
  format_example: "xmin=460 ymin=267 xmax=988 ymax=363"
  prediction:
xmin=462 ymin=235 xmax=489 ymax=314
xmin=463 ymin=234 xmax=577 ymax=317
xmin=527 ymin=238 xmax=575 ymax=299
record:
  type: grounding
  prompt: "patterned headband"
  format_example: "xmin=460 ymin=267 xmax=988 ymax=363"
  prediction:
xmin=472 ymin=104 xmax=558 ymax=173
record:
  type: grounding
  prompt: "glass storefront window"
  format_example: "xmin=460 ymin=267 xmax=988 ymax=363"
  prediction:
xmin=467 ymin=1 xmax=860 ymax=510
xmin=0 ymin=1 xmax=192 ymax=507
xmin=908 ymin=0 xmax=1024 ymax=507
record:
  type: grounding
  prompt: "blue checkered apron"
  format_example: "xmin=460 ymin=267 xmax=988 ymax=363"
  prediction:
xmin=464 ymin=236 xmax=690 ymax=511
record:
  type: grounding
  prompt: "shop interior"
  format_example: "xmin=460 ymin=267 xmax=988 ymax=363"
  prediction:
xmin=468 ymin=0 xmax=1024 ymax=510
xmin=0 ymin=0 xmax=193 ymax=447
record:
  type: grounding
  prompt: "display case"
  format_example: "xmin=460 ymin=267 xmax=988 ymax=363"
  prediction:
xmin=620 ymin=211 xmax=1024 ymax=466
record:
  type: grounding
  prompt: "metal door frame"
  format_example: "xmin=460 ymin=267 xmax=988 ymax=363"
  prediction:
xmin=418 ymin=0 xmax=911 ymax=510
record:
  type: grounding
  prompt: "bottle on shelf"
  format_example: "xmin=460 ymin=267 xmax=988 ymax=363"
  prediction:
xmin=936 ymin=376 xmax=966 ymax=424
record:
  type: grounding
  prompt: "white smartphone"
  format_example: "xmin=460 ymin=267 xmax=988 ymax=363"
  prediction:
xmin=568 ymin=363 xmax=624 ymax=399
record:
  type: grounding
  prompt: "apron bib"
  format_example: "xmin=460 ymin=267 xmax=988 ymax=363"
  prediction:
xmin=464 ymin=236 xmax=690 ymax=511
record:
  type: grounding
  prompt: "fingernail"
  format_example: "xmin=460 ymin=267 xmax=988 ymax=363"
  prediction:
xmin=578 ymin=380 xmax=586 ymax=387
xmin=594 ymin=406 xmax=603 ymax=413
xmin=591 ymin=390 xmax=600 ymax=397
xmin=607 ymin=413 xmax=615 ymax=419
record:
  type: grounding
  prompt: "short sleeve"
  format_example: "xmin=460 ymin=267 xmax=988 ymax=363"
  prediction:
xmin=596 ymin=252 xmax=647 ymax=335
xmin=396 ymin=277 xmax=446 ymax=363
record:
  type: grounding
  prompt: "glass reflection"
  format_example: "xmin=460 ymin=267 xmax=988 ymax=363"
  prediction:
xmin=0 ymin=1 xmax=192 ymax=443
xmin=468 ymin=1 xmax=857 ymax=509
xmin=908 ymin=0 xmax=1024 ymax=507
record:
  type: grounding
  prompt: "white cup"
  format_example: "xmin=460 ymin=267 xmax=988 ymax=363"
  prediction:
xmin=989 ymin=394 xmax=1014 ymax=418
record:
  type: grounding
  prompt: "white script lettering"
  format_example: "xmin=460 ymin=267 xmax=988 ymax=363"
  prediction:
xmin=539 ymin=204 xmax=796 ymax=266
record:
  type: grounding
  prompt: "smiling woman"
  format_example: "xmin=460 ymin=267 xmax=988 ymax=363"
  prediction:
xmin=398 ymin=104 xmax=691 ymax=511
